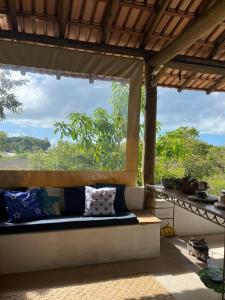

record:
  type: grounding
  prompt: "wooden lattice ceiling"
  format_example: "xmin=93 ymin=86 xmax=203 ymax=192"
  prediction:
xmin=1 ymin=0 xmax=225 ymax=93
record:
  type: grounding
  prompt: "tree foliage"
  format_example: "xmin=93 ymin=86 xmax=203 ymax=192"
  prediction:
xmin=30 ymin=141 xmax=94 ymax=170
xmin=53 ymin=83 xmax=129 ymax=170
xmin=0 ymin=131 xmax=50 ymax=153
xmin=155 ymin=126 xmax=225 ymax=186
xmin=0 ymin=71 xmax=27 ymax=120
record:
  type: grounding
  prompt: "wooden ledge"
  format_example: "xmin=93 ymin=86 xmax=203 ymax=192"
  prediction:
xmin=133 ymin=210 xmax=161 ymax=225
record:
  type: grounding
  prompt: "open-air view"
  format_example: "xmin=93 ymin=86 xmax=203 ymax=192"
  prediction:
xmin=1 ymin=69 xmax=225 ymax=195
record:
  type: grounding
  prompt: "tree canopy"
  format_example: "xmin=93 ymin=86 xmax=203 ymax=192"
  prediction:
xmin=0 ymin=71 xmax=28 ymax=120
xmin=53 ymin=83 xmax=129 ymax=170
xmin=0 ymin=131 xmax=50 ymax=153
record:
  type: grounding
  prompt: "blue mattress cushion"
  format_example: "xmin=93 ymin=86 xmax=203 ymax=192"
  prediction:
xmin=4 ymin=189 xmax=44 ymax=222
xmin=64 ymin=186 xmax=86 ymax=215
xmin=0 ymin=211 xmax=138 ymax=234
xmin=95 ymin=183 xmax=128 ymax=213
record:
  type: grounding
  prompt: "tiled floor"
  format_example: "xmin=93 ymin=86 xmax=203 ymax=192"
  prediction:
xmin=0 ymin=234 xmax=224 ymax=300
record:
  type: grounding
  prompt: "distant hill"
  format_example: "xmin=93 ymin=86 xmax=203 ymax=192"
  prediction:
xmin=0 ymin=135 xmax=51 ymax=153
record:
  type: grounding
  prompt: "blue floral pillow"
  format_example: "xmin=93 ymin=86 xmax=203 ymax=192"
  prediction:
xmin=39 ymin=188 xmax=60 ymax=216
xmin=4 ymin=189 xmax=43 ymax=223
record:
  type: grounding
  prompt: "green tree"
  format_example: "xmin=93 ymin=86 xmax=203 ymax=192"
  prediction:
xmin=0 ymin=71 xmax=28 ymax=120
xmin=54 ymin=109 xmax=126 ymax=170
xmin=53 ymin=82 xmax=132 ymax=170
xmin=30 ymin=141 xmax=94 ymax=170
xmin=0 ymin=134 xmax=50 ymax=153
xmin=0 ymin=131 xmax=7 ymax=152
xmin=157 ymin=127 xmax=199 ymax=162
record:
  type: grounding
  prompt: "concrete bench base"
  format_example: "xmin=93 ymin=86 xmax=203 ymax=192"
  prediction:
xmin=0 ymin=215 xmax=160 ymax=274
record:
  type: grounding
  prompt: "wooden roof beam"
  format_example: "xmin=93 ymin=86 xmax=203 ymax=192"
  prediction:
xmin=58 ymin=0 xmax=69 ymax=38
xmin=7 ymin=0 xmax=18 ymax=31
xmin=177 ymin=71 xmax=199 ymax=92
xmin=150 ymin=0 xmax=225 ymax=68
xmin=167 ymin=60 xmax=225 ymax=77
xmin=1 ymin=30 xmax=225 ymax=77
xmin=0 ymin=30 xmax=148 ymax=57
xmin=206 ymin=75 xmax=225 ymax=94
xmin=140 ymin=0 xmax=170 ymax=48
xmin=101 ymin=0 xmax=120 ymax=44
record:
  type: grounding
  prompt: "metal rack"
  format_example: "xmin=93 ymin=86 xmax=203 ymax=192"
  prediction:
xmin=146 ymin=185 xmax=225 ymax=300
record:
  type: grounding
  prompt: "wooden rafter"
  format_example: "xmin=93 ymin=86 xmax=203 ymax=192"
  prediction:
xmin=120 ymin=1 xmax=221 ymax=22
xmin=150 ymin=0 xmax=225 ymax=68
xmin=206 ymin=75 xmax=225 ymax=94
xmin=0 ymin=9 xmax=220 ymax=49
xmin=175 ymin=1 xmax=216 ymax=93
xmin=58 ymin=0 xmax=70 ymax=38
xmin=101 ymin=0 xmax=120 ymax=44
xmin=197 ymin=0 xmax=216 ymax=14
xmin=0 ymin=9 xmax=217 ymax=45
xmin=209 ymin=30 xmax=225 ymax=59
xmin=7 ymin=0 xmax=18 ymax=31
xmin=167 ymin=60 xmax=225 ymax=77
xmin=140 ymin=0 xmax=170 ymax=48
xmin=155 ymin=66 xmax=167 ymax=82
xmin=177 ymin=71 xmax=199 ymax=92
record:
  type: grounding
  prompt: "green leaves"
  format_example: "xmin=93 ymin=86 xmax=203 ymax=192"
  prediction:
xmin=53 ymin=83 xmax=129 ymax=170
xmin=0 ymin=71 xmax=28 ymax=120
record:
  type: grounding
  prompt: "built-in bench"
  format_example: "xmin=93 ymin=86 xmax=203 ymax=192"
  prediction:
xmin=0 ymin=212 xmax=138 ymax=234
xmin=0 ymin=187 xmax=161 ymax=274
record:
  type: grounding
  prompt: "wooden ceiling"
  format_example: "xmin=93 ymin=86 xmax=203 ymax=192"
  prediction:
xmin=0 ymin=0 xmax=225 ymax=93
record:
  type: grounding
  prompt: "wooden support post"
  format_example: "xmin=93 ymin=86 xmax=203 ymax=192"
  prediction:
xmin=143 ymin=59 xmax=158 ymax=186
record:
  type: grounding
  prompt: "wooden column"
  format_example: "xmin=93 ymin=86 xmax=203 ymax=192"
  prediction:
xmin=143 ymin=59 xmax=158 ymax=186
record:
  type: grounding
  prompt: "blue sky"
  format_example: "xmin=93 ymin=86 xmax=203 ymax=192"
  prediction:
xmin=2 ymin=70 xmax=225 ymax=146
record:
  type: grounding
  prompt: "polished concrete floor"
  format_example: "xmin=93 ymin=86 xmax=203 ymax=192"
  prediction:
xmin=0 ymin=234 xmax=224 ymax=300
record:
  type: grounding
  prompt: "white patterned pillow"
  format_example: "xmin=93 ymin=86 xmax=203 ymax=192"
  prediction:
xmin=84 ymin=186 xmax=116 ymax=216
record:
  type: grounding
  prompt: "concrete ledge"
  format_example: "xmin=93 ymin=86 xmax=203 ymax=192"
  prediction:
xmin=135 ymin=210 xmax=161 ymax=225
xmin=0 ymin=220 xmax=160 ymax=274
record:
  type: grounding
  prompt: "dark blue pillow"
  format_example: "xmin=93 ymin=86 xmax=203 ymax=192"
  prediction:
xmin=95 ymin=183 xmax=127 ymax=213
xmin=0 ymin=188 xmax=27 ymax=222
xmin=64 ymin=187 xmax=85 ymax=215
xmin=0 ymin=190 xmax=7 ymax=222
xmin=4 ymin=189 xmax=43 ymax=223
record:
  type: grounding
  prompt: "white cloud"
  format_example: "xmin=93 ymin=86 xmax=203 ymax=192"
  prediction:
xmin=5 ymin=72 xmax=112 ymax=128
xmin=4 ymin=70 xmax=225 ymax=136
xmin=158 ymin=87 xmax=225 ymax=134
xmin=7 ymin=118 xmax=55 ymax=128
xmin=8 ymin=129 xmax=25 ymax=137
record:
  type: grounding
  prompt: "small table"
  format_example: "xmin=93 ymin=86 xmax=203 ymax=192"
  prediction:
xmin=146 ymin=184 xmax=225 ymax=299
